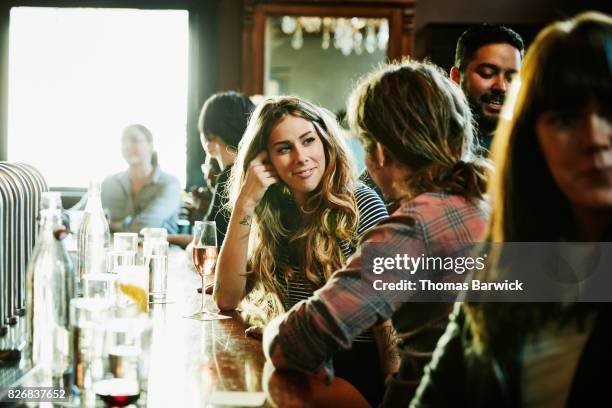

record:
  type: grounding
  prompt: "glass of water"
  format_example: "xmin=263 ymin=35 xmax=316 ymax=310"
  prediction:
xmin=82 ymin=273 xmax=119 ymax=304
xmin=113 ymin=232 xmax=138 ymax=252
xmin=106 ymin=250 xmax=136 ymax=274
xmin=93 ymin=317 xmax=148 ymax=407
xmin=69 ymin=298 xmax=113 ymax=396
xmin=144 ymin=241 xmax=169 ymax=303
xmin=115 ymin=265 xmax=149 ymax=313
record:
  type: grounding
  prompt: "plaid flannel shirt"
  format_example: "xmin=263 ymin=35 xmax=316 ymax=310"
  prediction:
xmin=263 ymin=191 xmax=489 ymax=375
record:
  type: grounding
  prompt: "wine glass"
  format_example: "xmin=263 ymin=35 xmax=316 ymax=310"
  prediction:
xmin=189 ymin=221 xmax=217 ymax=318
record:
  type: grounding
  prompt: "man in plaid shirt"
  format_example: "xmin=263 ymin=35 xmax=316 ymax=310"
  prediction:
xmin=263 ymin=191 xmax=489 ymax=405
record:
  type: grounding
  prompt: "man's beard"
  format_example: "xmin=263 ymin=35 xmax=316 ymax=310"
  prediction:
xmin=466 ymin=90 xmax=506 ymax=137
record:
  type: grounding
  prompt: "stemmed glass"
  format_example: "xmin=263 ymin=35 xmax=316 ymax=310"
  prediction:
xmin=188 ymin=221 xmax=218 ymax=319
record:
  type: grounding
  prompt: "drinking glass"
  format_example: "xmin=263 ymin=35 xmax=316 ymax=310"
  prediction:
xmin=69 ymin=298 xmax=112 ymax=396
xmin=145 ymin=241 xmax=169 ymax=303
xmin=141 ymin=228 xmax=167 ymax=242
xmin=115 ymin=265 xmax=149 ymax=314
xmin=93 ymin=316 xmax=148 ymax=407
xmin=188 ymin=221 xmax=217 ymax=319
xmin=106 ymin=250 xmax=136 ymax=274
xmin=82 ymin=273 xmax=119 ymax=304
xmin=113 ymin=233 xmax=138 ymax=252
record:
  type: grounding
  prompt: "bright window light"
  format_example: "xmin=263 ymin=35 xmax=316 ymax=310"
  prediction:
xmin=8 ymin=7 xmax=189 ymax=188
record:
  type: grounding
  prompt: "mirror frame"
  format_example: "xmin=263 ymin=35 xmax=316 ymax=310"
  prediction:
xmin=242 ymin=0 xmax=416 ymax=95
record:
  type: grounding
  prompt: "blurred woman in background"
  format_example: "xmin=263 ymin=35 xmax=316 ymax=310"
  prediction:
xmin=413 ymin=12 xmax=612 ymax=407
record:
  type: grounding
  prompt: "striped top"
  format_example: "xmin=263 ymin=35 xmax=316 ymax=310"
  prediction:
xmin=275 ymin=184 xmax=388 ymax=342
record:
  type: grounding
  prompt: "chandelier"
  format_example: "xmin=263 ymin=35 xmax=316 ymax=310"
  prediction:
xmin=278 ymin=16 xmax=389 ymax=56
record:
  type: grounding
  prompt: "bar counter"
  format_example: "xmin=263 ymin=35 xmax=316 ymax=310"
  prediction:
xmin=143 ymin=248 xmax=313 ymax=408
xmin=6 ymin=248 xmax=317 ymax=407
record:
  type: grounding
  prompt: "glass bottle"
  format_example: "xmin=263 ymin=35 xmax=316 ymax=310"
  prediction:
xmin=77 ymin=181 xmax=111 ymax=280
xmin=26 ymin=192 xmax=76 ymax=382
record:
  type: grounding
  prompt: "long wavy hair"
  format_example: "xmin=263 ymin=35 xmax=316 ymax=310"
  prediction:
xmin=465 ymin=12 xmax=612 ymax=354
xmin=226 ymin=96 xmax=358 ymax=321
xmin=348 ymin=59 xmax=489 ymax=203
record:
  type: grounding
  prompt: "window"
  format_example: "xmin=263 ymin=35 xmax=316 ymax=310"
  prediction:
xmin=8 ymin=7 xmax=189 ymax=188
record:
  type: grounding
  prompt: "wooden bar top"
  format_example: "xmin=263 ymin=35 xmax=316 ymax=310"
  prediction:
xmin=144 ymin=248 xmax=314 ymax=408
xmin=7 ymin=247 xmax=369 ymax=407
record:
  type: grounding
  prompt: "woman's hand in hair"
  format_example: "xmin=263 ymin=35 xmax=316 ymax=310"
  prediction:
xmin=237 ymin=151 xmax=279 ymax=215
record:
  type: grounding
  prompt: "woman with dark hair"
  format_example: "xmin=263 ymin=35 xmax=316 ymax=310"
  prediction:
xmin=412 ymin=12 xmax=612 ymax=407
xmin=199 ymin=91 xmax=255 ymax=158
xmin=198 ymin=91 xmax=256 ymax=246
xmin=169 ymin=92 xmax=255 ymax=249
xmin=102 ymin=124 xmax=181 ymax=233
xmin=261 ymin=60 xmax=490 ymax=407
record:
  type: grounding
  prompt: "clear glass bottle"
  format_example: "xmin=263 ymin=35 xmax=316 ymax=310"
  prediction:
xmin=26 ymin=192 xmax=76 ymax=382
xmin=77 ymin=181 xmax=111 ymax=279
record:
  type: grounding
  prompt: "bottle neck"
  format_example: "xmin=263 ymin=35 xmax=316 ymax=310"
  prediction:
xmin=85 ymin=193 xmax=104 ymax=213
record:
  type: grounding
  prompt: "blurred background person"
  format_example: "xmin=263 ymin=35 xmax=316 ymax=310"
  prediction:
xmin=169 ymin=91 xmax=256 ymax=249
xmin=413 ymin=11 xmax=612 ymax=407
xmin=102 ymin=124 xmax=181 ymax=233
xmin=198 ymin=91 xmax=256 ymax=247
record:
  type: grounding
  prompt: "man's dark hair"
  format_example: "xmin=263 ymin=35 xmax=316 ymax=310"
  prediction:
xmin=454 ymin=24 xmax=524 ymax=72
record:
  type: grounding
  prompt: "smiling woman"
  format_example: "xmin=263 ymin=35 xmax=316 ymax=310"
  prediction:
xmin=217 ymin=96 xmax=388 ymax=314
xmin=267 ymin=115 xmax=327 ymax=205
xmin=213 ymin=96 xmax=390 ymax=405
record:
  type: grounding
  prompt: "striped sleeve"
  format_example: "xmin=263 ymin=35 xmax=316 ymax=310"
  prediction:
xmin=354 ymin=183 xmax=388 ymax=237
